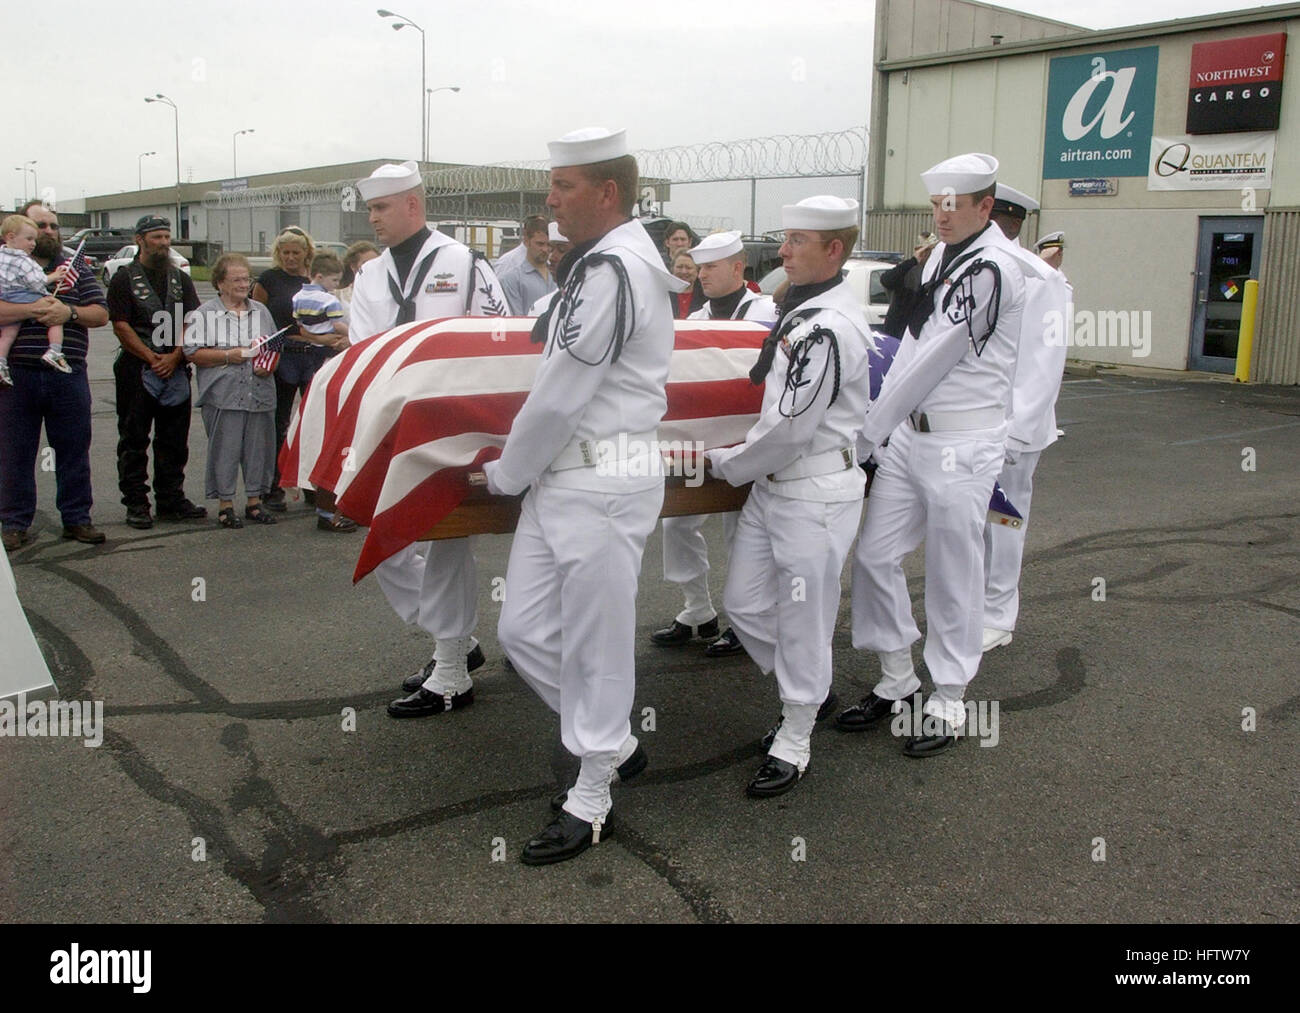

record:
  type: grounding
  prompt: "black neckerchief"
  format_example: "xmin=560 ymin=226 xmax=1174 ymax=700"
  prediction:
xmin=750 ymin=273 xmax=843 ymax=384
xmin=531 ymin=237 xmax=599 ymax=344
xmin=906 ymin=222 xmax=992 ymax=338
xmin=708 ymin=285 xmax=747 ymax=320
xmin=390 ymin=226 xmax=431 ymax=288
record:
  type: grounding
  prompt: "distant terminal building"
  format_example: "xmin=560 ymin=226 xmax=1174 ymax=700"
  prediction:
xmin=80 ymin=159 xmax=671 ymax=263
xmin=866 ymin=0 xmax=1300 ymax=381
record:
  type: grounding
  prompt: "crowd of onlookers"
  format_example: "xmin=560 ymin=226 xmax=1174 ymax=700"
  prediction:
xmin=0 ymin=207 xmax=742 ymax=553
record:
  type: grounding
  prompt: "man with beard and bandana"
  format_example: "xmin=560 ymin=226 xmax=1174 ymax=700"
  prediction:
xmin=106 ymin=216 xmax=206 ymax=529
xmin=703 ymin=198 xmax=875 ymax=798
xmin=0 ymin=202 xmax=111 ymax=550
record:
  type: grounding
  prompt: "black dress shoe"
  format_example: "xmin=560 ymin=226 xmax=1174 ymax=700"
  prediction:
xmin=125 ymin=506 xmax=153 ymax=530
xmin=650 ymin=617 xmax=720 ymax=645
xmin=760 ymin=692 xmax=839 ymax=751
xmin=836 ymin=691 xmax=913 ymax=732
xmin=520 ymin=811 xmax=610 ymax=866
xmin=550 ymin=743 xmax=648 ymax=812
xmin=745 ymin=756 xmax=802 ymax=798
xmin=386 ymin=686 xmax=474 ymax=718
xmin=903 ymin=718 xmax=960 ymax=758
xmin=704 ymin=626 xmax=745 ymax=657
xmin=157 ymin=500 xmax=208 ymax=521
xmin=401 ymin=643 xmax=486 ymax=693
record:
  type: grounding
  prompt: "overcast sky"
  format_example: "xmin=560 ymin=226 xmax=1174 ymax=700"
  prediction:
xmin=3 ymin=0 xmax=1285 ymax=232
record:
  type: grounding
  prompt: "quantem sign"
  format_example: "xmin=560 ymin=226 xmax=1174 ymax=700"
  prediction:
xmin=1187 ymin=32 xmax=1286 ymax=133
xmin=1148 ymin=132 xmax=1276 ymax=190
xmin=1043 ymin=47 xmax=1159 ymax=179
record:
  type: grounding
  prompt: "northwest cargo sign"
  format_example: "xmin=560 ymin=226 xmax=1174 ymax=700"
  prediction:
xmin=1148 ymin=132 xmax=1276 ymax=190
xmin=1187 ymin=33 xmax=1286 ymax=134
xmin=1044 ymin=47 xmax=1159 ymax=179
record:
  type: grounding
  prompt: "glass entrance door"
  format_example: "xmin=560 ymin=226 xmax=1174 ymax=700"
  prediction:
xmin=1189 ymin=217 xmax=1262 ymax=373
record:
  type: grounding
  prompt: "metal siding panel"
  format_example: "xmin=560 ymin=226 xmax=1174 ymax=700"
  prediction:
xmin=1257 ymin=210 xmax=1300 ymax=383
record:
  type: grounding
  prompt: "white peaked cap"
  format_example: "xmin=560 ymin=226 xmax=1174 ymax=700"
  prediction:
xmin=921 ymin=153 xmax=999 ymax=196
xmin=689 ymin=230 xmax=743 ymax=263
xmin=782 ymin=196 xmax=860 ymax=231
xmin=357 ymin=160 xmax=422 ymax=201
xmin=548 ymin=222 xmax=567 ymax=243
xmin=548 ymin=127 xmax=628 ymax=167
xmin=994 ymin=182 xmax=1040 ymax=214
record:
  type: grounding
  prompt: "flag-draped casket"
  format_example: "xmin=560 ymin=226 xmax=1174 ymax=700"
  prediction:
xmin=279 ymin=318 xmax=779 ymax=581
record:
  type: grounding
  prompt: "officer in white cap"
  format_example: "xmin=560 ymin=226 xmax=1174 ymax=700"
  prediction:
xmin=484 ymin=128 xmax=689 ymax=864
xmin=651 ymin=230 xmax=777 ymax=658
xmin=841 ymin=153 xmax=1026 ymax=756
xmin=705 ymin=196 xmax=875 ymax=798
xmin=982 ymin=183 xmax=1072 ymax=653
xmin=345 ymin=160 xmax=511 ymax=720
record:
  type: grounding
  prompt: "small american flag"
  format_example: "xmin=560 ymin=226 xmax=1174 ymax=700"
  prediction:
xmin=249 ymin=325 xmax=291 ymax=374
xmin=55 ymin=240 xmax=88 ymax=295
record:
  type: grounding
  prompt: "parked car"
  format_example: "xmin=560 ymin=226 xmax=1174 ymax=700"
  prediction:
xmin=758 ymin=253 xmax=897 ymax=326
xmin=101 ymin=245 xmax=191 ymax=285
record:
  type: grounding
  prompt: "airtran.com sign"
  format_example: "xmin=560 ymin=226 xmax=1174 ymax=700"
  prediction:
xmin=1044 ymin=47 xmax=1159 ymax=179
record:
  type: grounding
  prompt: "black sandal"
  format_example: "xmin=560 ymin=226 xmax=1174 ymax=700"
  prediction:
xmin=244 ymin=504 xmax=277 ymax=525
xmin=218 ymin=507 xmax=243 ymax=529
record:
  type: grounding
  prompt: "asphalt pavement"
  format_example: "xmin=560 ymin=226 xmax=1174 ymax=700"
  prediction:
xmin=1 ymin=311 xmax=1297 ymax=923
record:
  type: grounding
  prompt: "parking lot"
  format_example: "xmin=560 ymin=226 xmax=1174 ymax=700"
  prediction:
xmin=1 ymin=317 xmax=1298 ymax=923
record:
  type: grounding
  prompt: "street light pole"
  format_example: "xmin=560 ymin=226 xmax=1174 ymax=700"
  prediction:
xmin=426 ymin=86 xmax=460 ymax=162
xmin=145 ymin=94 xmax=181 ymax=234
xmin=378 ymin=9 xmax=427 ymax=162
xmin=138 ymin=151 xmax=157 ymax=191
xmin=26 ymin=161 xmax=38 ymax=204
xmin=233 ymin=129 xmax=254 ymax=178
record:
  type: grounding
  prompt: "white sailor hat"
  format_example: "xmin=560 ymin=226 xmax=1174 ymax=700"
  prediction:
xmin=782 ymin=196 xmax=859 ymax=231
xmin=920 ymin=153 xmax=999 ymax=196
xmin=689 ymin=230 xmax=743 ymax=264
xmin=547 ymin=222 xmax=568 ymax=243
xmin=548 ymin=127 xmax=628 ymax=168
xmin=357 ymin=160 xmax=423 ymax=201
xmin=993 ymin=182 xmax=1039 ymax=219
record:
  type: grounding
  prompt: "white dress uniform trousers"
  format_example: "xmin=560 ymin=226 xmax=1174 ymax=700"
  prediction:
xmin=708 ymin=280 xmax=873 ymax=771
xmin=983 ymin=242 xmax=1071 ymax=633
xmin=662 ymin=289 xmax=777 ymax=624
xmin=348 ymin=230 xmax=508 ymax=691
xmin=486 ymin=219 xmax=686 ymax=823
xmin=853 ymin=222 xmax=1026 ymax=727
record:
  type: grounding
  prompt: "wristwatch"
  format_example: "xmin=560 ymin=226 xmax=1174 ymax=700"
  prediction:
xmin=68 ymin=305 xmax=79 ymax=324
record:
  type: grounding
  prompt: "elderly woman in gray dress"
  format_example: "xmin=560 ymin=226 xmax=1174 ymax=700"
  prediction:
xmin=183 ymin=253 xmax=279 ymax=528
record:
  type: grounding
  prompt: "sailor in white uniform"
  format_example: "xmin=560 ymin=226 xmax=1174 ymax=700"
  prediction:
xmin=484 ymin=128 xmax=689 ymax=865
xmin=842 ymin=154 xmax=1027 ymax=756
xmin=651 ymin=230 xmax=776 ymax=658
xmin=345 ymin=161 xmax=510 ymax=719
xmin=981 ymin=183 xmax=1072 ymax=652
xmin=705 ymin=197 xmax=874 ymax=798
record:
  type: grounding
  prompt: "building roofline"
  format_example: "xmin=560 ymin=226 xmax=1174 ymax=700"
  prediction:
xmin=878 ymin=1 xmax=1300 ymax=70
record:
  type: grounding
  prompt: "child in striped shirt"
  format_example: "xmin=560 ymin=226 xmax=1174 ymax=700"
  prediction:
xmin=0 ymin=214 xmax=71 ymax=385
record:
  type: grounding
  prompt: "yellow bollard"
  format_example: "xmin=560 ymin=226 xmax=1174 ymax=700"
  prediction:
xmin=1235 ymin=279 xmax=1258 ymax=383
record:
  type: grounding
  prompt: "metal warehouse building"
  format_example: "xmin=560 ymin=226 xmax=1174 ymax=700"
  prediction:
xmin=865 ymin=0 xmax=1300 ymax=382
